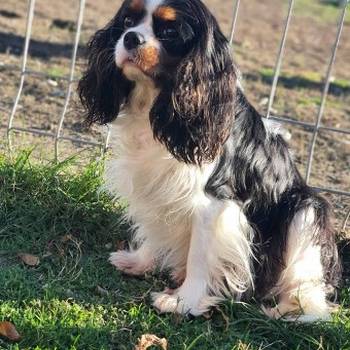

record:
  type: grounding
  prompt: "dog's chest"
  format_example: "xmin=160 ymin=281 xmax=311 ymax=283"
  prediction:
xmin=106 ymin=116 xmax=205 ymax=223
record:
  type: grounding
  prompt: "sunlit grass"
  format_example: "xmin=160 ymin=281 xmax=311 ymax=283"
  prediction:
xmin=0 ymin=151 xmax=349 ymax=349
xmin=294 ymin=0 xmax=350 ymax=25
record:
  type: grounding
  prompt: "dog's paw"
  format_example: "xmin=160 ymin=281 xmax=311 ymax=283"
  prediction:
xmin=261 ymin=301 xmax=332 ymax=323
xmin=151 ymin=289 xmax=205 ymax=316
xmin=109 ymin=250 xmax=152 ymax=276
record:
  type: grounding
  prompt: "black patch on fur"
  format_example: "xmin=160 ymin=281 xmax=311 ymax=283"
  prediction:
xmin=150 ymin=0 xmax=236 ymax=164
xmin=152 ymin=4 xmax=195 ymax=58
xmin=206 ymin=90 xmax=341 ymax=299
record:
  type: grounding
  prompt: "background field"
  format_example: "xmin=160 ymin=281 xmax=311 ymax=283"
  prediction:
xmin=0 ymin=0 xmax=349 ymax=349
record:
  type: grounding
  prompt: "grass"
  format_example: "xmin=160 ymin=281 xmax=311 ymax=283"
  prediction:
xmin=0 ymin=151 xmax=349 ymax=350
xmin=259 ymin=68 xmax=350 ymax=94
xmin=294 ymin=0 xmax=350 ymax=25
xmin=45 ymin=67 xmax=68 ymax=80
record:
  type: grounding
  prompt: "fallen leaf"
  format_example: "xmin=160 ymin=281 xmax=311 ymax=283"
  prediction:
xmin=18 ymin=253 xmax=40 ymax=266
xmin=0 ymin=321 xmax=21 ymax=341
xmin=135 ymin=334 xmax=167 ymax=350
xmin=96 ymin=285 xmax=109 ymax=296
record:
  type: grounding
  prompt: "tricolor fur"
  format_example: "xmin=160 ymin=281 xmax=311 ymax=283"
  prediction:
xmin=78 ymin=0 xmax=341 ymax=320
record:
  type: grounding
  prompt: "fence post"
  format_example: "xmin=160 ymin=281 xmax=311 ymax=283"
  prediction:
xmin=305 ymin=1 xmax=348 ymax=184
xmin=54 ymin=0 xmax=86 ymax=161
xmin=266 ymin=0 xmax=295 ymax=119
xmin=229 ymin=0 xmax=241 ymax=45
xmin=7 ymin=0 xmax=36 ymax=151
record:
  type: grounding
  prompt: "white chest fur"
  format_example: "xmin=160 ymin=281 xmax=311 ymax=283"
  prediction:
xmin=104 ymin=80 xmax=212 ymax=269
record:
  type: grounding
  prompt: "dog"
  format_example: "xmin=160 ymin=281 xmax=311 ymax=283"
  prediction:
xmin=78 ymin=0 xmax=341 ymax=321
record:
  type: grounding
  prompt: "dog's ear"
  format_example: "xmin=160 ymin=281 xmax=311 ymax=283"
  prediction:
xmin=78 ymin=16 xmax=134 ymax=125
xmin=150 ymin=20 xmax=236 ymax=164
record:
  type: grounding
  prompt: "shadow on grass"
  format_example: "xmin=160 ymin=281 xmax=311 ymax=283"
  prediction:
xmin=0 ymin=31 xmax=84 ymax=59
xmin=246 ymin=70 xmax=350 ymax=96
xmin=0 ymin=152 xmax=131 ymax=299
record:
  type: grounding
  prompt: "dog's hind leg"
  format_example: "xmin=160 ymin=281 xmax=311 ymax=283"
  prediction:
xmin=262 ymin=206 xmax=339 ymax=322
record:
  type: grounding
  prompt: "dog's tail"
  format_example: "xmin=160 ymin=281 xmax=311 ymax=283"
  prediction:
xmin=310 ymin=193 xmax=342 ymax=294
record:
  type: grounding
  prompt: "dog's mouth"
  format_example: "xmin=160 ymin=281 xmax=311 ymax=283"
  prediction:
xmin=121 ymin=57 xmax=149 ymax=77
xmin=121 ymin=59 xmax=158 ymax=84
xmin=122 ymin=57 xmax=139 ymax=68
xmin=120 ymin=47 xmax=159 ymax=79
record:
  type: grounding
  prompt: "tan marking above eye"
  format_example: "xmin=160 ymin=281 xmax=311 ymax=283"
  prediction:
xmin=154 ymin=6 xmax=177 ymax=21
xmin=130 ymin=0 xmax=144 ymax=12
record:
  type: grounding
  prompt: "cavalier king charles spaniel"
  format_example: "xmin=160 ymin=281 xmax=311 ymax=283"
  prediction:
xmin=78 ymin=0 xmax=341 ymax=321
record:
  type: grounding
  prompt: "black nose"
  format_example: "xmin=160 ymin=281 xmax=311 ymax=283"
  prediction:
xmin=124 ymin=32 xmax=145 ymax=50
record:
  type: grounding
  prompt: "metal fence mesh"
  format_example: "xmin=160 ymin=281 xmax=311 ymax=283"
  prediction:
xmin=1 ymin=0 xmax=350 ymax=228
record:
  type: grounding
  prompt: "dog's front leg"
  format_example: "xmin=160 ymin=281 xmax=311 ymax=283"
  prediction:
xmin=109 ymin=240 xmax=154 ymax=276
xmin=152 ymin=196 xmax=223 ymax=316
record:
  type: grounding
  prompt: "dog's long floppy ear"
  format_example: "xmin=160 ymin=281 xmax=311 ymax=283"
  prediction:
xmin=78 ymin=15 xmax=134 ymax=125
xmin=150 ymin=18 xmax=236 ymax=164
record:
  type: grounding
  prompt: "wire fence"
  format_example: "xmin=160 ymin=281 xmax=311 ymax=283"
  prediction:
xmin=1 ymin=0 xmax=350 ymax=228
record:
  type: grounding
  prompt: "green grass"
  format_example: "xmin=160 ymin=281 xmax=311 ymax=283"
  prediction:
xmin=259 ymin=68 xmax=350 ymax=92
xmin=294 ymin=0 xmax=350 ymax=25
xmin=258 ymin=68 xmax=350 ymax=103
xmin=45 ymin=67 xmax=67 ymax=80
xmin=0 ymin=151 xmax=349 ymax=349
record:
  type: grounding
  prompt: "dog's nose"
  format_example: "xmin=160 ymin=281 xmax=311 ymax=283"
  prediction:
xmin=124 ymin=32 xmax=145 ymax=50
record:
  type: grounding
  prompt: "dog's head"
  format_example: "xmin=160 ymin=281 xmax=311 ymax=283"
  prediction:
xmin=78 ymin=0 xmax=237 ymax=164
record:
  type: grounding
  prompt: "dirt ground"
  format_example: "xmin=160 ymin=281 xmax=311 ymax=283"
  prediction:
xmin=0 ymin=0 xmax=349 ymax=233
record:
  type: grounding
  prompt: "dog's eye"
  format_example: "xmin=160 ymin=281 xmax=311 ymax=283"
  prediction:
xmin=159 ymin=27 xmax=179 ymax=40
xmin=124 ymin=16 xmax=135 ymax=28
